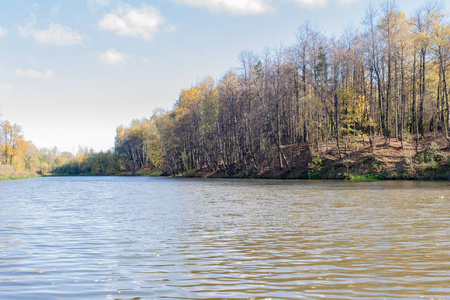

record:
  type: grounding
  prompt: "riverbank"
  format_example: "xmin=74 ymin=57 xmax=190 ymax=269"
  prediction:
xmin=49 ymin=133 xmax=450 ymax=181
xmin=0 ymin=165 xmax=39 ymax=181
xmin=176 ymin=133 xmax=450 ymax=181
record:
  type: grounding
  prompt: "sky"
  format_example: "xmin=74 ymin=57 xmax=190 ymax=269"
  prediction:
xmin=0 ymin=0 xmax=440 ymax=153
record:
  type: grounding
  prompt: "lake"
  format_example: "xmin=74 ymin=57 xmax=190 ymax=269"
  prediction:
xmin=0 ymin=177 xmax=449 ymax=299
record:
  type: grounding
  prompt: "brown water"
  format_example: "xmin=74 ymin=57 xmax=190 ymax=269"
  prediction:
xmin=0 ymin=177 xmax=449 ymax=299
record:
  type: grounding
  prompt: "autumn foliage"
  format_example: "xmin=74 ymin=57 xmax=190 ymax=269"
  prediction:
xmin=10 ymin=1 xmax=450 ymax=180
xmin=105 ymin=2 xmax=450 ymax=178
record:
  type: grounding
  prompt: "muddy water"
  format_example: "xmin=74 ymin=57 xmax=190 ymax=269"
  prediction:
xmin=0 ymin=177 xmax=449 ymax=299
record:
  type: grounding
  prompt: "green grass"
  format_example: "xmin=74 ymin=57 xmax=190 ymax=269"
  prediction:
xmin=349 ymin=174 xmax=383 ymax=181
xmin=307 ymin=172 xmax=322 ymax=180
xmin=0 ymin=175 xmax=39 ymax=181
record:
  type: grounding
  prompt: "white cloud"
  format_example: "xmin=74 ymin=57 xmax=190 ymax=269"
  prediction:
xmin=89 ymin=0 xmax=110 ymax=6
xmin=0 ymin=26 xmax=7 ymax=38
xmin=288 ymin=0 xmax=360 ymax=6
xmin=289 ymin=0 xmax=328 ymax=7
xmin=337 ymin=0 xmax=359 ymax=4
xmin=87 ymin=0 xmax=110 ymax=13
xmin=0 ymin=84 xmax=13 ymax=92
xmin=100 ymin=49 xmax=129 ymax=65
xmin=18 ymin=19 xmax=83 ymax=46
xmin=98 ymin=4 xmax=164 ymax=40
xmin=175 ymin=0 xmax=271 ymax=15
xmin=15 ymin=69 xmax=53 ymax=79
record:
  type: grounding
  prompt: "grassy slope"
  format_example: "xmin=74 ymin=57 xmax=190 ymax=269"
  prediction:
xmin=316 ymin=133 xmax=450 ymax=180
xmin=189 ymin=133 xmax=450 ymax=180
xmin=0 ymin=165 xmax=39 ymax=181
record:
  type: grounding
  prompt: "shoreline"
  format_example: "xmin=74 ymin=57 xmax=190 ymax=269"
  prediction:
xmin=0 ymin=175 xmax=40 ymax=181
xmin=38 ymin=170 xmax=449 ymax=181
xmin=12 ymin=133 xmax=449 ymax=182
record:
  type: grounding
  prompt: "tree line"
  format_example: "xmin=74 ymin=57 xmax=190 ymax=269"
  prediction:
xmin=0 ymin=117 xmax=120 ymax=177
xmin=0 ymin=120 xmax=90 ymax=177
xmin=54 ymin=1 xmax=450 ymax=176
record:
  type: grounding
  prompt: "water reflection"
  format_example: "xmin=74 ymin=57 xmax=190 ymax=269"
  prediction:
xmin=0 ymin=177 xmax=449 ymax=299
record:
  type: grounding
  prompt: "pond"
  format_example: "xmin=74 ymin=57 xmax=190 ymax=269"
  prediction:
xmin=0 ymin=177 xmax=449 ymax=299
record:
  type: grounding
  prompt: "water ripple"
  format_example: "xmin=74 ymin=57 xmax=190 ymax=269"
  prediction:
xmin=0 ymin=177 xmax=449 ymax=299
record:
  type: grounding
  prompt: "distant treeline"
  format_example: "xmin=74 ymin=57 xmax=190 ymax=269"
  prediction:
xmin=0 ymin=120 xmax=80 ymax=178
xmin=55 ymin=1 xmax=450 ymax=177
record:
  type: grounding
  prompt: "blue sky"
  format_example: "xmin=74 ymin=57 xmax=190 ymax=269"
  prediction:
xmin=0 ymin=0 xmax=439 ymax=152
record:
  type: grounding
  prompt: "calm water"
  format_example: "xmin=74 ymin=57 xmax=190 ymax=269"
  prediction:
xmin=0 ymin=177 xmax=449 ymax=300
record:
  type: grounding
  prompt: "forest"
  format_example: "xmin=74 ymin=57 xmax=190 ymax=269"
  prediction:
xmin=0 ymin=120 xmax=82 ymax=179
xmin=2 ymin=1 xmax=450 ymax=180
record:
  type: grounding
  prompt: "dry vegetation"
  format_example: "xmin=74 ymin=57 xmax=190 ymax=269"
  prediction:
xmin=49 ymin=2 xmax=450 ymax=181
xmin=313 ymin=133 xmax=450 ymax=180
xmin=187 ymin=134 xmax=450 ymax=180
xmin=0 ymin=164 xmax=37 ymax=180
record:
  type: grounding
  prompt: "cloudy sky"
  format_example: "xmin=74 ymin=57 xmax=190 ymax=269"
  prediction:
xmin=0 ymin=0 xmax=437 ymax=152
